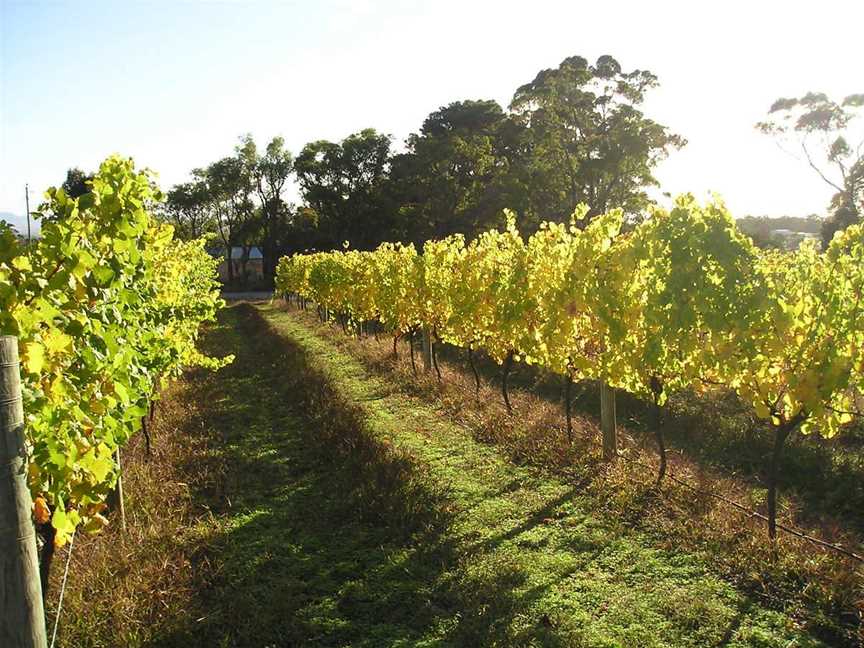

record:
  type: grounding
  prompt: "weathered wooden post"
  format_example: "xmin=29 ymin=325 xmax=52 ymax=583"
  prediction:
xmin=420 ymin=325 xmax=432 ymax=373
xmin=0 ymin=336 xmax=48 ymax=648
xmin=600 ymin=382 xmax=617 ymax=460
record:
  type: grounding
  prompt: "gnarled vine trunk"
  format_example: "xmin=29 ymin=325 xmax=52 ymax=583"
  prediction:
xmin=501 ymin=351 xmax=515 ymax=413
xmin=467 ymin=346 xmax=481 ymax=395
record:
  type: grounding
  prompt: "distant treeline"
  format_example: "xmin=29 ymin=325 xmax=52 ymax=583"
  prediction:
xmin=736 ymin=214 xmax=822 ymax=235
xmin=162 ymin=54 xmax=686 ymax=283
xmin=735 ymin=214 xmax=824 ymax=248
xmin=52 ymin=60 xmax=862 ymax=284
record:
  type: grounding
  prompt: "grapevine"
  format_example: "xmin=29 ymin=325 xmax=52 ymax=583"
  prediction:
xmin=275 ymin=197 xmax=864 ymax=539
xmin=0 ymin=156 xmax=231 ymax=546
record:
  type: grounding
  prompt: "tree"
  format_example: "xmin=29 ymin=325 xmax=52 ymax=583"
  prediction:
xmin=164 ymin=178 xmax=214 ymax=240
xmin=822 ymin=158 xmax=863 ymax=246
xmin=392 ymin=100 xmax=529 ymax=243
xmin=237 ymin=135 xmax=294 ymax=277
xmin=294 ymin=129 xmax=394 ymax=250
xmin=61 ymin=167 xmax=93 ymax=198
xmin=510 ymin=55 xmax=685 ymax=225
xmin=0 ymin=220 xmax=21 ymax=247
xmin=757 ymin=92 xmax=864 ymax=247
xmin=736 ymin=214 xmax=822 ymax=249
xmin=201 ymin=156 xmax=256 ymax=284
xmin=280 ymin=205 xmax=325 ymax=255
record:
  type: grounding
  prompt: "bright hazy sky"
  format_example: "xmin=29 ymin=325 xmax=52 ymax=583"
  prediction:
xmin=2 ymin=0 xmax=862 ymax=230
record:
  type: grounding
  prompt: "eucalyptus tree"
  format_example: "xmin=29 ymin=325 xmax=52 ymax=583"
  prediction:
xmin=294 ymin=128 xmax=393 ymax=250
xmin=164 ymin=177 xmax=214 ymax=240
xmin=511 ymin=54 xmax=684 ymax=225
xmin=237 ymin=135 xmax=294 ymax=276
xmin=202 ymin=156 xmax=256 ymax=283
xmin=392 ymin=100 xmax=529 ymax=243
xmin=757 ymin=92 xmax=864 ymax=247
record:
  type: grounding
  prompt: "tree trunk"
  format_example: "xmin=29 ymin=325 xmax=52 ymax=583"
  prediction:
xmin=767 ymin=423 xmax=793 ymax=543
xmin=564 ymin=374 xmax=573 ymax=443
xmin=38 ymin=524 xmax=55 ymax=601
xmin=467 ymin=346 xmax=481 ymax=395
xmin=142 ymin=416 xmax=151 ymax=458
xmin=107 ymin=449 xmax=126 ymax=532
xmin=501 ymin=351 xmax=515 ymax=414
xmin=262 ymin=235 xmax=276 ymax=280
xmin=653 ymin=397 xmax=666 ymax=485
xmin=431 ymin=335 xmax=442 ymax=383
xmin=392 ymin=334 xmax=399 ymax=359
xmin=409 ymin=330 xmax=417 ymax=376
xmin=240 ymin=246 xmax=251 ymax=282
xmin=225 ymin=248 xmax=234 ymax=284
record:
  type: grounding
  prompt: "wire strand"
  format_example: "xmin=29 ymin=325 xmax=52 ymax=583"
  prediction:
xmin=50 ymin=530 xmax=75 ymax=648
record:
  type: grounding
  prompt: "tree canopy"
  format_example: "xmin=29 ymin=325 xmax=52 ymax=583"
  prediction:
xmin=164 ymin=179 xmax=213 ymax=240
xmin=757 ymin=92 xmax=864 ymax=247
xmin=237 ymin=135 xmax=294 ymax=276
xmin=511 ymin=55 xmax=685 ymax=224
xmin=391 ymin=100 xmax=529 ymax=243
xmin=165 ymin=53 xmax=687 ymax=279
xmin=294 ymin=128 xmax=393 ymax=250
xmin=61 ymin=167 xmax=93 ymax=198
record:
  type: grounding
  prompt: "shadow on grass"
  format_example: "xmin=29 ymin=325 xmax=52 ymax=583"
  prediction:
xmin=255 ymin=304 xmax=861 ymax=646
xmin=147 ymin=303 xmax=563 ymax=648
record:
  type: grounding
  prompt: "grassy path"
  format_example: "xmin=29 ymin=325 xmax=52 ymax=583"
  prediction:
xmin=56 ymin=301 xmax=828 ymax=647
xmin=246 ymin=302 xmax=823 ymax=647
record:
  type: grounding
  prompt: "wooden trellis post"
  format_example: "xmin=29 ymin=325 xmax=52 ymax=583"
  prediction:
xmin=0 ymin=336 xmax=48 ymax=648
xmin=600 ymin=382 xmax=617 ymax=460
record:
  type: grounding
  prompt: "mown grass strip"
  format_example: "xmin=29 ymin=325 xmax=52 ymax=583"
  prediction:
xmin=259 ymin=302 xmax=827 ymax=648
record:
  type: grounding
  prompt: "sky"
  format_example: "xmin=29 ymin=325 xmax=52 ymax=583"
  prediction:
xmin=1 ymin=0 xmax=862 ymax=233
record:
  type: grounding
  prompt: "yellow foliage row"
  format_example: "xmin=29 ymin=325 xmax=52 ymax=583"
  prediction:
xmin=277 ymin=196 xmax=864 ymax=439
xmin=0 ymin=156 xmax=230 ymax=544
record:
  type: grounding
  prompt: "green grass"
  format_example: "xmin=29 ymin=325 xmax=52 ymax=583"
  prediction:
xmin=55 ymin=301 xmax=833 ymax=646
xmin=231 ymin=302 xmax=824 ymax=647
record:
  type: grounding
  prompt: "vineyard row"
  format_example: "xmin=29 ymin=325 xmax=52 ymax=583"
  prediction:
xmin=275 ymin=196 xmax=864 ymax=542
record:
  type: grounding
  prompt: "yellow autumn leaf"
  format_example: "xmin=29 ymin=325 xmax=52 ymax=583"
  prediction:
xmin=753 ymin=401 xmax=771 ymax=419
xmin=33 ymin=497 xmax=51 ymax=525
xmin=48 ymin=374 xmax=67 ymax=402
xmin=43 ymin=329 xmax=72 ymax=356
xmin=11 ymin=256 xmax=32 ymax=272
xmin=22 ymin=342 xmax=45 ymax=374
